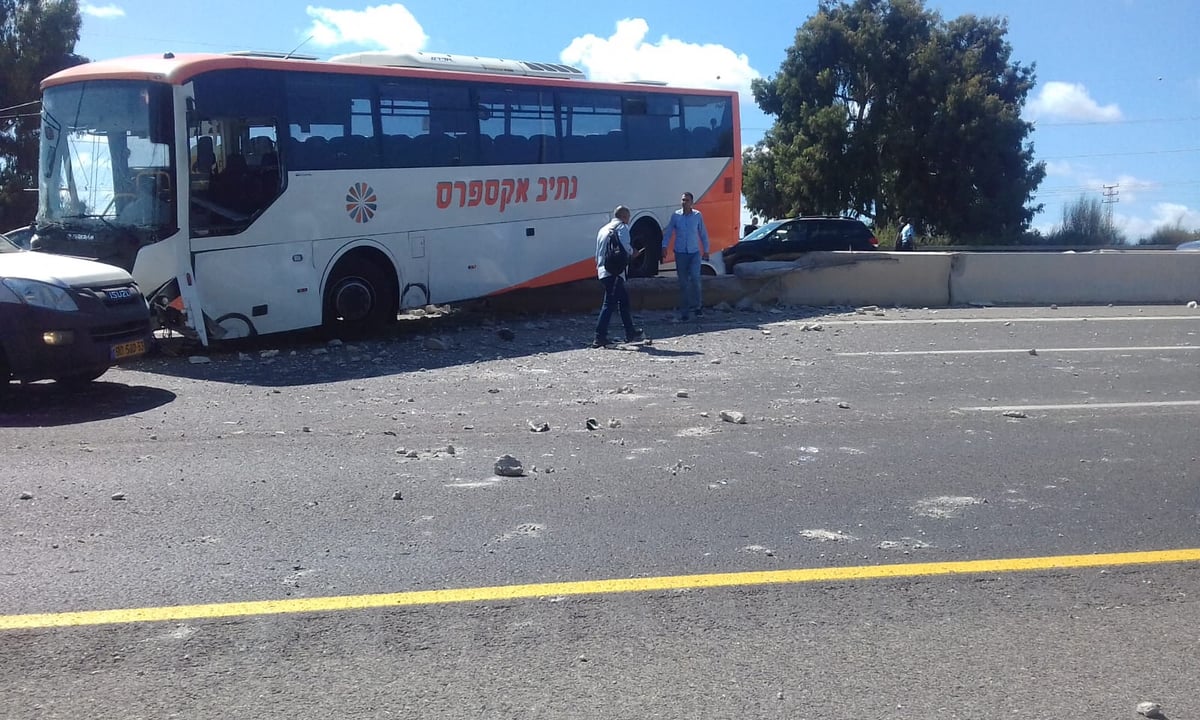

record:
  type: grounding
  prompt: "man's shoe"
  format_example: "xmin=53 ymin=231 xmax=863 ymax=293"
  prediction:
xmin=625 ymin=328 xmax=645 ymax=343
xmin=591 ymin=338 xmax=610 ymax=348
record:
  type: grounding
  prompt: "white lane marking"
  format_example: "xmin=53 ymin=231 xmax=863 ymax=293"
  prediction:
xmin=961 ymin=400 xmax=1200 ymax=412
xmin=806 ymin=315 xmax=1200 ymax=326
xmin=840 ymin=345 xmax=1199 ymax=356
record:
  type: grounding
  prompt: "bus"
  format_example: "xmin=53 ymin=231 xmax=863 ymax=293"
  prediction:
xmin=33 ymin=50 xmax=741 ymax=345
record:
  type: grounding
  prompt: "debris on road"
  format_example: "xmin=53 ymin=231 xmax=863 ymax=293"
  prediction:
xmin=719 ymin=410 xmax=747 ymax=424
xmin=798 ymin=529 xmax=857 ymax=542
xmin=493 ymin=454 xmax=525 ymax=477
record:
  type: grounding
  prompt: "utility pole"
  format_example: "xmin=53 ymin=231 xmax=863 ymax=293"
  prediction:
xmin=1101 ymin=184 xmax=1119 ymax=241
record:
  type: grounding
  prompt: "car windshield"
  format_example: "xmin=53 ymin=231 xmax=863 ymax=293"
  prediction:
xmin=740 ymin=220 xmax=787 ymax=242
xmin=38 ymin=80 xmax=176 ymax=230
xmin=0 ymin=235 xmax=20 ymax=253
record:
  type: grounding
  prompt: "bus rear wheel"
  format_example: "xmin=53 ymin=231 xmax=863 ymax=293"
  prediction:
xmin=324 ymin=258 xmax=396 ymax=336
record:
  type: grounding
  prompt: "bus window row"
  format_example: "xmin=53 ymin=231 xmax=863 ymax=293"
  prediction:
xmin=284 ymin=125 xmax=732 ymax=171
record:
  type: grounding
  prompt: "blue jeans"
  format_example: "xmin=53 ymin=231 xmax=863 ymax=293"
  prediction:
xmin=674 ymin=251 xmax=702 ymax=316
xmin=594 ymin=274 xmax=635 ymax=341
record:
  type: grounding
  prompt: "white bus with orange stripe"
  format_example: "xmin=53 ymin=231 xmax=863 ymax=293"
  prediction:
xmin=34 ymin=50 xmax=741 ymax=345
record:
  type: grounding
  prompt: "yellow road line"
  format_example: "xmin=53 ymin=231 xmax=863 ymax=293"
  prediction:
xmin=4 ymin=548 xmax=1199 ymax=631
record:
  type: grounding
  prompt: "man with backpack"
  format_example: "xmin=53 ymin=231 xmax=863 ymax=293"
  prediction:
xmin=592 ymin=205 xmax=645 ymax=348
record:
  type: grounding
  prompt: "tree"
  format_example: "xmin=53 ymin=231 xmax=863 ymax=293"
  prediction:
xmin=0 ymin=0 xmax=85 ymax=228
xmin=743 ymin=0 xmax=1045 ymax=241
xmin=1141 ymin=222 xmax=1199 ymax=247
xmin=1048 ymin=194 xmax=1124 ymax=246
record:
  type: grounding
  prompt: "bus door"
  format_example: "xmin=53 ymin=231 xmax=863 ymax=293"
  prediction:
xmin=169 ymin=88 xmax=209 ymax=345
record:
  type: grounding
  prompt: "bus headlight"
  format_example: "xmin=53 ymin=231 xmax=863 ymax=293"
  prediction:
xmin=0 ymin=278 xmax=79 ymax=311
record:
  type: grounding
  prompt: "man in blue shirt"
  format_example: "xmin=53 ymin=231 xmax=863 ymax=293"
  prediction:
xmin=592 ymin=205 xmax=645 ymax=348
xmin=898 ymin=216 xmax=916 ymax=251
xmin=662 ymin=191 xmax=709 ymax=321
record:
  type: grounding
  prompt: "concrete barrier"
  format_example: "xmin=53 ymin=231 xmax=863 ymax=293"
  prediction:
xmin=730 ymin=250 xmax=1200 ymax=308
xmin=465 ymin=275 xmax=732 ymax=314
xmin=735 ymin=252 xmax=951 ymax=307
xmin=468 ymin=250 xmax=1200 ymax=317
xmin=949 ymin=250 xmax=1200 ymax=305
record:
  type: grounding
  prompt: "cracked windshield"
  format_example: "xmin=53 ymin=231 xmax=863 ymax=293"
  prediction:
xmin=39 ymin=82 xmax=175 ymax=231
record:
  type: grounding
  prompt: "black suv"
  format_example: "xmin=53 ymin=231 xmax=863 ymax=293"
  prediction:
xmin=722 ymin=217 xmax=877 ymax=273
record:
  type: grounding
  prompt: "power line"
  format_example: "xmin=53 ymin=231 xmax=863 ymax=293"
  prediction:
xmin=1041 ymin=146 xmax=1200 ymax=160
xmin=745 ymin=115 xmax=1200 ymax=133
xmin=1031 ymin=115 xmax=1200 ymax=127
xmin=0 ymin=99 xmax=40 ymax=114
xmin=1035 ymin=183 xmax=1200 ymax=200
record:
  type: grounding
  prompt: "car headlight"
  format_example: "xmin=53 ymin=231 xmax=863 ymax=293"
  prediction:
xmin=0 ymin=277 xmax=79 ymax=311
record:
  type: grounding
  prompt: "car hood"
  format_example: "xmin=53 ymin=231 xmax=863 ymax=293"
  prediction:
xmin=0 ymin=250 xmax=134 ymax=288
xmin=724 ymin=239 xmax=764 ymax=253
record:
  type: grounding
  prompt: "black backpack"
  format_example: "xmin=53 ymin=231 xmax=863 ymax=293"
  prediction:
xmin=602 ymin=226 xmax=629 ymax=275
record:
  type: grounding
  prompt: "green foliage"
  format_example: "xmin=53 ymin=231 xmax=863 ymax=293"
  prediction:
xmin=1141 ymin=222 xmax=1200 ymax=246
xmin=1046 ymin=194 xmax=1124 ymax=246
xmin=0 ymin=0 xmax=85 ymax=227
xmin=744 ymin=0 xmax=1045 ymax=242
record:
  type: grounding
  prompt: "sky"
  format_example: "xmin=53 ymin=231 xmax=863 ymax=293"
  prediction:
xmin=71 ymin=0 xmax=1200 ymax=241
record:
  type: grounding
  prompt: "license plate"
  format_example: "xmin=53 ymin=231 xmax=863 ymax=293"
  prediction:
xmin=112 ymin=339 xmax=147 ymax=360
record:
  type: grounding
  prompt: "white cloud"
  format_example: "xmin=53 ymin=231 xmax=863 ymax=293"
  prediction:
xmin=1043 ymin=160 xmax=1073 ymax=177
xmin=305 ymin=4 xmax=427 ymax=51
xmin=81 ymin=3 xmax=124 ymax=18
xmin=1026 ymin=81 xmax=1122 ymax=122
xmin=1118 ymin=202 xmax=1200 ymax=240
xmin=561 ymin=18 xmax=760 ymax=99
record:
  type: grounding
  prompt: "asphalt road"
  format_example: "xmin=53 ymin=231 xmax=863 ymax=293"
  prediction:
xmin=1 ymin=302 xmax=1198 ymax=719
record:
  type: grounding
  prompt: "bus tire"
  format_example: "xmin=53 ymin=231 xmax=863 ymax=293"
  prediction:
xmin=628 ymin=222 xmax=660 ymax=278
xmin=324 ymin=258 xmax=397 ymax=336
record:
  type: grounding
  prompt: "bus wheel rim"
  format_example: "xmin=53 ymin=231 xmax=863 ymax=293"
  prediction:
xmin=333 ymin=278 xmax=374 ymax=321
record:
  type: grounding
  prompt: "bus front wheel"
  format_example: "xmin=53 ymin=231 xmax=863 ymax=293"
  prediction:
xmin=324 ymin=258 xmax=397 ymax=336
